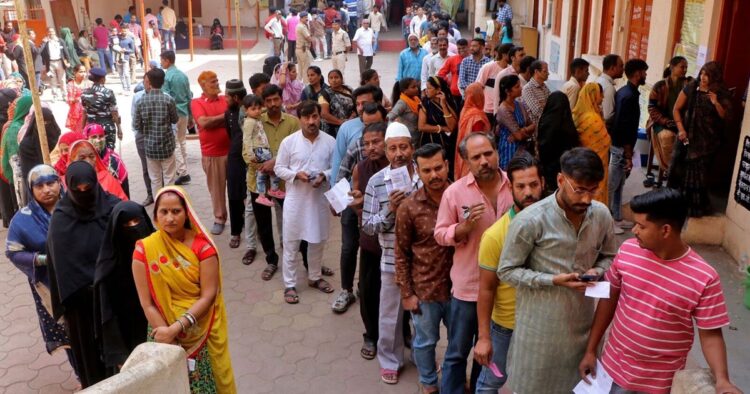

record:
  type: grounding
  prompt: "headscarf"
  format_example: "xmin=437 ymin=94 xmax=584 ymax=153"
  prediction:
xmin=455 ymin=83 xmax=490 ymax=178
xmin=53 ymin=131 xmax=85 ymax=177
xmin=47 ymin=161 xmax=121 ymax=318
xmin=60 ymin=27 xmax=81 ymax=69
xmin=140 ymin=186 xmax=235 ymax=392
xmin=1 ymin=94 xmax=32 ymax=184
xmin=68 ymin=140 xmax=128 ymax=200
xmin=573 ymin=82 xmax=604 ymax=121
xmin=537 ymin=91 xmax=580 ymax=188
xmin=18 ymin=106 xmax=61 ymax=183
xmin=94 ymin=200 xmax=153 ymax=367
xmin=0 ymin=88 xmax=18 ymax=127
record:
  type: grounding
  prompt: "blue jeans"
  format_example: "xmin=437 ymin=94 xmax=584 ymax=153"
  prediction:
xmin=475 ymin=322 xmax=513 ymax=393
xmin=373 ymin=30 xmax=380 ymax=53
xmin=325 ymin=28 xmax=332 ymax=57
xmin=412 ymin=300 xmax=451 ymax=388
xmin=441 ymin=297 xmax=481 ymax=394
xmin=256 ymin=171 xmax=280 ymax=194
xmin=162 ymin=30 xmax=175 ymax=51
xmin=96 ymin=48 xmax=113 ymax=71
xmin=610 ymin=382 xmax=647 ymax=394
xmin=348 ymin=17 xmax=358 ymax=39
xmin=608 ymin=145 xmax=627 ymax=220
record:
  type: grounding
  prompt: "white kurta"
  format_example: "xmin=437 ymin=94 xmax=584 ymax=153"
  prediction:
xmin=274 ymin=130 xmax=336 ymax=244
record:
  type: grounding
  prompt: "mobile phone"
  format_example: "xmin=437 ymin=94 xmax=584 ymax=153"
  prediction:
xmin=579 ymin=274 xmax=599 ymax=282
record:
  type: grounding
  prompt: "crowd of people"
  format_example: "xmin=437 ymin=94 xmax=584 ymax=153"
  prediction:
xmin=0 ymin=0 xmax=744 ymax=393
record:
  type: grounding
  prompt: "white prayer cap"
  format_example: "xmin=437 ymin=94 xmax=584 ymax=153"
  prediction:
xmin=385 ymin=122 xmax=412 ymax=142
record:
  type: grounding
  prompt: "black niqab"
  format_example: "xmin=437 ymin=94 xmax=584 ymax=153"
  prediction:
xmin=19 ymin=107 xmax=61 ymax=182
xmin=537 ymin=91 xmax=581 ymax=190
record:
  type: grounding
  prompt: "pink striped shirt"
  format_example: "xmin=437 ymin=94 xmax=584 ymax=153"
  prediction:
xmin=601 ymin=239 xmax=729 ymax=394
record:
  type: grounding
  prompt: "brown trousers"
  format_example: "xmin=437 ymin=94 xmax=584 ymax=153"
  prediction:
xmin=202 ymin=155 xmax=228 ymax=224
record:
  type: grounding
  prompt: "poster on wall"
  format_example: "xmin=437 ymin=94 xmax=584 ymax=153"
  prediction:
xmin=549 ymin=41 xmax=560 ymax=74
xmin=734 ymin=136 xmax=750 ymax=211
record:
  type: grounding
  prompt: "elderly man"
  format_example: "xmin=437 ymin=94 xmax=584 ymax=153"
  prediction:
xmin=521 ymin=60 xmax=551 ymax=125
xmin=190 ymin=71 xmax=229 ymax=235
xmin=40 ymin=27 xmax=68 ymax=101
xmin=435 ymin=133 xmax=513 ymax=393
xmin=362 ymin=122 xmax=421 ymax=385
xmin=353 ymin=18 xmax=375 ymax=75
xmin=396 ymin=33 xmax=428 ymax=82
xmin=498 ymin=147 xmax=617 ymax=393
xmin=274 ymin=100 xmax=336 ymax=304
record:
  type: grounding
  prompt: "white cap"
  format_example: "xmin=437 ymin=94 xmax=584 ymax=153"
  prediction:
xmin=385 ymin=122 xmax=412 ymax=141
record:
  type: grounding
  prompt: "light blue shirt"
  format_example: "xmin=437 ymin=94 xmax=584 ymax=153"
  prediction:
xmin=330 ymin=117 xmax=364 ymax=186
xmin=397 ymin=47 xmax=428 ymax=81
xmin=131 ymin=89 xmax=146 ymax=134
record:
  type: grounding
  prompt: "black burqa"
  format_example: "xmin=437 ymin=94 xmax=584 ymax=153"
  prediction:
xmin=94 ymin=201 xmax=154 ymax=372
xmin=47 ymin=161 xmax=121 ymax=388
xmin=536 ymin=91 xmax=581 ymax=192
xmin=0 ymin=88 xmax=18 ymax=227
xmin=19 ymin=107 xmax=61 ymax=184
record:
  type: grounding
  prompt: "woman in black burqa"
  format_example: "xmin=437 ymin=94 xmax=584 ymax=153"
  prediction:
xmin=47 ymin=161 xmax=121 ymax=387
xmin=94 ymin=200 xmax=154 ymax=374
xmin=536 ymin=91 xmax=581 ymax=193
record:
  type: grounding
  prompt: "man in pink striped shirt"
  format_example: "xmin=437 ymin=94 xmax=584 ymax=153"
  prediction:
xmin=579 ymin=188 xmax=741 ymax=394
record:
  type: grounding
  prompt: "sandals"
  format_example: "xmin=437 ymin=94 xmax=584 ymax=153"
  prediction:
xmin=308 ymin=278 xmax=334 ymax=293
xmin=229 ymin=235 xmax=241 ymax=249
xmin=321 ymin=265 xmax=334 ymax=276
xmin=360 ymin=340 xmax=376 ymax=360
xmin=261 ymin=264 xmax=278 ymax=281
xmin=380 ymin=368 xmax=398 ymax=384
xmin=284 ymin=287 xmax=299 ymax=304
xmin=242 ymin=249 xmax=256 ymax=265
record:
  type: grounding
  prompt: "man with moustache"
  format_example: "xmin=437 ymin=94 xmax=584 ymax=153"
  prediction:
xmin=474 ymin=152 xmax=544 ymax=392
xmin=498 ymin=147 xmax=617 ymax=393
xmin=362 ymin=122 xmax=421 ymax=384
xmin=395 ymin=143 xmax=454 ymax=394
xmin=334 ymin=103 xmax=388 ymax=185
xmin=434 ymin=133 xmax=513 ymax=393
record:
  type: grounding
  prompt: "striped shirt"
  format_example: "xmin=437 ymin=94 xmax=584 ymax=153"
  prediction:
xmin=362 ymin=164 xmax=421 ymax=272
xmin=601 ymin=239 xmax=730 ymax=393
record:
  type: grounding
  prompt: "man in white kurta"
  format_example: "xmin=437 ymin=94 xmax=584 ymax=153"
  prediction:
xmin=274 ymin=102 xmax=336 ymax=296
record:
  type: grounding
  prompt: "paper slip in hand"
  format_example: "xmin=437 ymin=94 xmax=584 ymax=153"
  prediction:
xmin=585 ymin=281 xmax=611 ymax=299
xmin=389 ymin=165 xmax=413 ymax=193
xmin=324 ymin=178 xmax=354 ymax=214
xmin=573 ymin=360 xmax=614 ymax=394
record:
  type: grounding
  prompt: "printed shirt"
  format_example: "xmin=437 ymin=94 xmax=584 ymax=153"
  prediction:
xmin=459 ymin=55 xmax=491 ymax=92
xmin=397 ymin=47 xmax=428 ymax=81
xmin=496 ymin=3 xmax=513 ymax=22
xmin=520 ymin=77 xmax=551 ymax=124
xmin=601 ymin=239 xmax=730 ymax=393
xmin=190 ymin=94 xmax=230 ymax=157
xmin=362 ymin=164 xmax=421 ymax=273
xmin=395 ymin=187 xmax=454 ymax=302
xmin=81 ymin=84 xmax=117 ymax=120
xmin=134 ymin=89 xmax=179 ymax=160
xmin=163 ymin=66 xmax=192 ymax=117
xmin=478 ymin=207 xmax=516 ymax=329
xmin=434 ymin=170 xmax=513 ymax=302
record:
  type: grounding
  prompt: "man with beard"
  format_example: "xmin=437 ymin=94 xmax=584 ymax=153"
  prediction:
xmin=438 ymin=38 xmax=469 ymax=108
xmin=498 ymin=147 xmax=617 ymax=393
xmin=396 ymin=34 xmax=428 ymax=82
xmin=474 ymin=151 xmax=543 ymax=392
xmin=394 ymin=143 xmax=453 ymax=394
xmin=348 ymin=121 xmax=389 ymax=360
xmin=274 ymin=100 xmax=336 ymax=304
xmin=434 ymin=133 xmax=513 ymax=393
xmin=609 ymin=58 xmax=648 ymax=235
xmin=362 ymin=122 xmax=421 ymax=385
xmin=223 ymin=80 xmax=248 ymax=249
xmin=458 ymin=38 xmax=490 ymax=97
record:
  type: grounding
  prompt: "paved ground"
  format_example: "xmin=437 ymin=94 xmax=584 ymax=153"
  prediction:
xmin=0 ymin=44 xmax=748 ymax=393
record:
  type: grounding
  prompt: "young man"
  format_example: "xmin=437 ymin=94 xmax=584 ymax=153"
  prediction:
xmin=114 ymin=27 xmax=135 ymax=94
xmin=458 ymin=38 xmax=491 ymax=96
xmin=160 ymin=50 xmax=193 ymax=185
xmin=295 ymin=12 xmax=314 ymax=83
xmin=265 ymin=10 xmax=285 ymax=59
xmin=362 ymin=122 xmax=421 ymax=385
xmin=93 ymin=18 xmax=114 ymax=73
xmin=395 ymin=143 xmax=453 ymax=394
xmin=396 ymin=34 xmax=428 ymax=82
xmin=410 ymin=7 xmax=426 ymax=38
xmin=476 ymin=43 xmax=512 ymax=125
xmin=498 ymin=147 xmax=617 ymax=393
xmin=160 ymin=0 xmax=176 ymax=51
xmin=520 ymin=59 xmax=551 ymax=125
xmin=40 ymin=27 xmax=69 ymax=101
xmin=352 ymin=19 xmax=375 ymax=75
xmin=610 ymin=59 xmax=648 ymax=234
xmin=324 ymin=2 xmax=339 ymax=58
xmin=561 ymin=57 xmax=590 ymax=109
xmin=274 ymin=100 xmax=336 ymax=303
xmin=438 ymin=38 xmax=469 ymax=107
xmin=474 ymin=152 xmax=544 ymax=392
xmin=330 ymin=19 xmax=351 ymax=73
xmin=401 ymin=6 xmax=413 ymax=43
xmin=286 ymin=9 xmax=300 ymax=63
xmin=596 ymin=54 xmax=624 ymax=124
xmin=579 ymin=188 xmax=741 ymax=394
xmin=368 ymin=5 xmax=387 ymax=53
xmin=134 ymin=67 xmax=179 ymax=193
xmin=435 ymin=133 xmax=513 ymax=393
xmin=492 ymin=46 xmax=526 ymax=113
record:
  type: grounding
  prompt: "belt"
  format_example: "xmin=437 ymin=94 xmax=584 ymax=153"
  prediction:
xmin=50 ymin=58 xmax=62 ymax=62
xmin=334 ymin=51 xmax=345 ymax=55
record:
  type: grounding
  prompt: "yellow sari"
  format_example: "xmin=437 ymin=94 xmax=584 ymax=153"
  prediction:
xmin=573 ymin=83 xmax=611 ymax=205
xmin=141 ymin=186 xmax=236 ymax=393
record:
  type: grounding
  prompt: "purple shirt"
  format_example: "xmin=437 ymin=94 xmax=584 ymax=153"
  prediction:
xmin=287 ymin=16 xmax=299 ymax=41
xmin=93 ymin=26 xmax=109 ymax=49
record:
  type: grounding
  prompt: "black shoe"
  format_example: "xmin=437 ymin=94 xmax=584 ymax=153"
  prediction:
xmin=142 ymin=195 xmax=154 ymax=206
xmin=174 ymin=175 xmax=191 ymax=185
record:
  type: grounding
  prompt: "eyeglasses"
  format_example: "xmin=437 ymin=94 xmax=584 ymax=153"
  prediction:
xmin=563 ymin=176 xmax=599 ymax=196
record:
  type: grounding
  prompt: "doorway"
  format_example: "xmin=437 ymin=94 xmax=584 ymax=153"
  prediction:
xmin=598 ymin=0 xmax=615 ymax=54
xmin=49 ymin=0 xmax=79 ymax=33
xmin=566 ymin=0 xmax=579 ymax=79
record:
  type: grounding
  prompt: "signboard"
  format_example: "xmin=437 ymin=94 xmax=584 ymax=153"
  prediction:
xmin=549 ymin=40 xmax=560 ymax=74
xmin=734 ymin=136 xmax=750 ymax=211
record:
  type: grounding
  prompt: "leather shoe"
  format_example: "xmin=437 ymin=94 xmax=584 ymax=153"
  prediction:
xmin=174 ymin=174 xmax=191 ymax=185
xmin=142 ymin=195 xmax=154 ymax=206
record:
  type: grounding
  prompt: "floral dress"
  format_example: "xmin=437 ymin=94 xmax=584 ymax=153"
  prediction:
xmin=318 ymin=86 xmax=354 ymax=138
xmin=66 ymin=80 xmax=90 ymax=133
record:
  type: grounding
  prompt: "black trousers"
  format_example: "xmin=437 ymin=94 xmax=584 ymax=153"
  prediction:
xmin=228 ymin=198 xmax=245 ymax=236
xmin=358 ymin=248 xmax=381 ymax=343
xmin=287 ymin=40 xmax=297 ymax=63
xmin=340 ymin=207 xmax=360 ymax=291
xmin=249 ymin=192 xmax=307 ymax=268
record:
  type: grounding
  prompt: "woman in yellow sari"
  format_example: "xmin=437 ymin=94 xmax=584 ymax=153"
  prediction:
xmin=572 ymin=82 xmax=611 ymax=204
xmin=132 ymin=186 xmax=235 ymax=393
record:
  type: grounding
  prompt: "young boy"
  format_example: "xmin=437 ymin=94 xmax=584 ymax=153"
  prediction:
xmin=242 ymin=95 xmax=285 ymax=207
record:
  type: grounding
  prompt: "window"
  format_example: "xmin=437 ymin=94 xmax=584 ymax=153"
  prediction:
xmin=553 ymin=0 xmax=563 ymax=36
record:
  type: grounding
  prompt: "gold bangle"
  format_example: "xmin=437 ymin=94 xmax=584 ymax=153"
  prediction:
xmin=444 ymin=114 xmax=453 ymax=118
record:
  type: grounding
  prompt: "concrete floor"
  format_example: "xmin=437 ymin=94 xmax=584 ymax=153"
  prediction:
xmin=0 ymin=41 xmax=748 ymax=393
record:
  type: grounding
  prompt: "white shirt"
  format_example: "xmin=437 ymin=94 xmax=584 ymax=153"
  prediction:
xmin=274 ymin=130 xmax=336 ymax=243
xmin=352 ymin=27 xmax=375 ymax=56
xmin=421 ymin=52 xmax=449 ymax=89
xmin=597 ymin=73 xmax=617 ymax=121
xmin=47 ymin=39 xmax=63 ymax=60
xmin=561 ymin=76 xmax=583 ymax=110
xmin=368 ymin=11 xmax=387 ymax=32
xmin=410 ymin=15 xmax=426 ymax=37
xmin=265 ymin=17 xmax=284 ymax=39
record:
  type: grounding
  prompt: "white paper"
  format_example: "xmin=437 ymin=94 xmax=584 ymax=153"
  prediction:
xmin=585 ymin=282 xmax=611 ymax=299
xmin=389 ymin=165 xmax=413 ymax=193
xmin=324 ymin=178 xmax=354 ymax=214
xmin=573 ymin=360 xmax=614 ymax=394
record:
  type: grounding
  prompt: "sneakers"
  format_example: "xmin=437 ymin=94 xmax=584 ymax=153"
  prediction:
xmin=315 ymin=57 xmax=324 ymax=62
xmin=331 ymin=290 xmax=356 ymax=313
xmin=174 ymin=174 xmax=191 ymax=185
xmin=267 ymin=189 xmax=286 ymax=199
xmin=256 ymin=194 xmax=275 ymax=207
